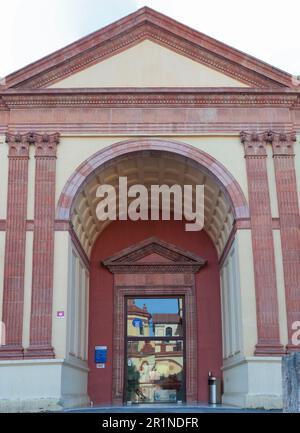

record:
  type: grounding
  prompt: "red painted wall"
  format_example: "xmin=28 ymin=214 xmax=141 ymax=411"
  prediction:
xmin=88 ymin=219 xmax=222 ymax=404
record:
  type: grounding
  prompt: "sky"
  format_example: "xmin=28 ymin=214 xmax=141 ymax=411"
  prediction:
xmin=0 ymin=0 xmax=299 ymax=79
xmin=133 ymin=298 xmax=179 ymax=336
xmin=134 ymin=298 xmax=179 ymax=314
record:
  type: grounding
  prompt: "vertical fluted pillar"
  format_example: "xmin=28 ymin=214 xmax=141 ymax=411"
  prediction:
xmin=25 ymin=133 xmax=59 ymax=358
xmin=240 ymin=131 xmax=284 ymax=355
xmin=0 ymin=133 xmax=32 ymax=359
xmin=268 ymin=131 xmax=300 ymax=352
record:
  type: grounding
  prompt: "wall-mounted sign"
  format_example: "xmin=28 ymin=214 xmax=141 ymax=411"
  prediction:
xmin=95 ymin=346 xmax=107 ymax=364
xmin=132 ymin=318 xmax=143 ymax=328
xmin=56 ymin=311 xmax=65 ymax=318
xmin=96 ymin=363 xmax=105 ymax=369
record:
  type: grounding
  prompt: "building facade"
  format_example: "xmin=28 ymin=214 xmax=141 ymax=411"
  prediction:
xmin=0 ymin=7 xmax=299 ymax=411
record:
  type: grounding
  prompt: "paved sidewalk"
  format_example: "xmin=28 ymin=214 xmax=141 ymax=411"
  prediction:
xmin=65 ymin=404 xmax=282 ymax=413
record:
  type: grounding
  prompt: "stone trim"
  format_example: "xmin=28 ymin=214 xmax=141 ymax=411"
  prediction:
xmin=1 ymin=88 xmax=298 ymax=109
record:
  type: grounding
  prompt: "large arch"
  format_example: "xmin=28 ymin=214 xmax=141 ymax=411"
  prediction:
xmin=57 ymin=138 xmax=249 ymax=223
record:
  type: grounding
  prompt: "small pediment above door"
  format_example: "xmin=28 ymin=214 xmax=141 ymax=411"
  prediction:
xmin=102 ymin=237 xmax=207 ymax=274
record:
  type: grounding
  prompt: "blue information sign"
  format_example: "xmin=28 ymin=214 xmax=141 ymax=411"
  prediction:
xmin=132 ymin=318 xmax=143 ymax=328
xmin=95 ymin=346 xmax=107 ymax=363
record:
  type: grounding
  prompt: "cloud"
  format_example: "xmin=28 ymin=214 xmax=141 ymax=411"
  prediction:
xmin=135 ymin=0 xmax=299 ymax=75
xmin=0 ymin=0 xmax=299 ymax=77
xmin=0 ymin=0 xmax=137 ymax=77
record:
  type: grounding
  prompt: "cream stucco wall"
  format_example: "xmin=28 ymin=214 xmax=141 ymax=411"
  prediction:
xmin=266 ymin=144 xmax=279 ymax=218
xmin=49 ymin=40 xmax=249 ymax=89
xmin=0 ymin=232 xmax=5 ymax=323
xmin=22 ymin=232 xmax=33 ymax=348
xmin=52 ymin=231 xmax=70 ymax=358
xmin=67 ymin=241 xmax=89 ymax=361
xmin=220 ymin=239 xmax=243 ymax=361
xmin=234 ymin=229 xmax=257 ymax=357
xmin=273 ymin=230 xmax=288 ymax=346
xmin=178 ymin=136 xmax=249 ymax=202
xmin=26 ymin=145 xmax=35 ymax=220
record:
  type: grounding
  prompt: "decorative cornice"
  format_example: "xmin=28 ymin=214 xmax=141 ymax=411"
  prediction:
xmin=265 ymin=130 xmax=297 ymax=156
xmin=104 ymin=263 xmax=203 ymax=274
xmin=240 ymin=131 xmax=268 ymax=157
xmin=14 ymin=26 xmax=276 ymax=90
xmin=1 ymin=89 xmax=298 ymax=109
xmin=3 ymin=8 xmax=294 ymax=90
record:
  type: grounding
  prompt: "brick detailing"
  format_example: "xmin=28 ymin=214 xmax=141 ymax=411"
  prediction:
xmin=0 ymin=133 xmax=32 ymax=359
xmin=56 ymin=138 xmax=250 ymax=222
xmin=240 ymin=131 xmax=284 ymax=356
xmin=24 ymin=133 xmax=60 ymax=359
xmin=268 ymin=131 xmax=300 ymax=352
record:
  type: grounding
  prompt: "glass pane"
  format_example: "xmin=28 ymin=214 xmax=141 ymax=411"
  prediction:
xmin=126 ymin=340 xmax=184 ymax=403
xmin=127 ymin=298 xmax=183 ymax=337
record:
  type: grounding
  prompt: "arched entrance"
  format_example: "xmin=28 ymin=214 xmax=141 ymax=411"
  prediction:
xmin=57 ymin=139 xmax=249 ymax=406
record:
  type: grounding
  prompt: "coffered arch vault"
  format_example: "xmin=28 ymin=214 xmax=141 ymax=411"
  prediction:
xmin=56 ymin=138 xmax=249 ymax=257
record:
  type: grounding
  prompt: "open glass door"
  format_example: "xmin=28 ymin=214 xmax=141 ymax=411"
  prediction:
xmin=125 ymin=297 xmax=185 ymax=404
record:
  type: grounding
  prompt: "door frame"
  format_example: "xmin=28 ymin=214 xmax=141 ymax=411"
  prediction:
xmin=112 ymin=285 xmax=197 ymax=405
xmin=102 ymin=237 xmax=206 ymax=405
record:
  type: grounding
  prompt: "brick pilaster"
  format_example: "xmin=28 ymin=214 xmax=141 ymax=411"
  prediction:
xmin=0 ymin=133 xmax=32 ymax=359
xmin=268 ymin=131 xmax=300 ymax=352
xmin=24 ymin=133 xmax=59 ymax=359
xmin=240 ymin=131 xmax=284 ymax=355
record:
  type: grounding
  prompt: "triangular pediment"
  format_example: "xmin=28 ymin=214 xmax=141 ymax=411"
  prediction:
xmin=2 ymin=7 xmax=296 ymax=89
xmin=47 ymin=40 xmax=249 ymax=88
xmin=102 ymin=237 xmax=207 ymax=274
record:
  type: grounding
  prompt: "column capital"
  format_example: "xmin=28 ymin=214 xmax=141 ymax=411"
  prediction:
xmin=240 ymin=131 xmax=268 ymax=157
xmin=5 ymin=131 xmax=60 ymax=158
xmin=266 ymin=130 xmax=297 ymax=157
xmin=5 ymin=132 xmax=32 ymax=158
xmin=33 ymin=132 xmax=60 ymax=157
